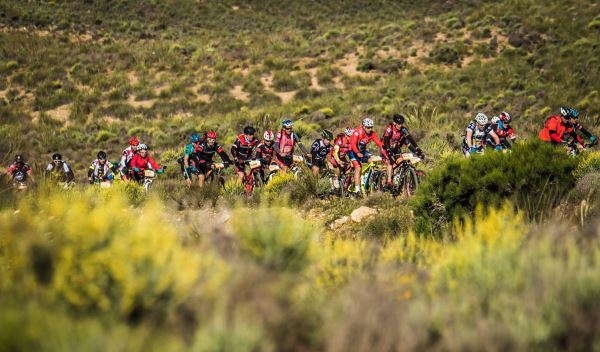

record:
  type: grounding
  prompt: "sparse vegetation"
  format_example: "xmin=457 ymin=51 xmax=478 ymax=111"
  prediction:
xmin=1 ymin=0 xmax=600 ymax=350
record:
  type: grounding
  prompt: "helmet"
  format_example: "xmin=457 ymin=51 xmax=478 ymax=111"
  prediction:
xmin=491 ymin=116 xmax=500 ymax=124
xmin=560 ymin=106 xmax=571 ymax=118
xmin=499 ymin=111 xmax=512 ymax=124
xmin=282 ymin=119 xmax=293 ymax=129
xmin=569 ymin=108 xmax=579 ymax=119
xmin=264 ymin=130 xmax=275 ymax=141
xmin=97 ymin=151 xmax=107 ymax=160
xmin=129 ymin=136 xmax=140 ymax=146
xmin=362 ymin=117 xmax=374 ymax=128
xmin=393 ymin=114 xmax=405 ymax=125
xmin=243 ymin=126 xmax=255 ymax=135
xmin=190 ymin=133 xmax=200 ymax=143
xmin=475 ymin=113 xmax=488 ymax=125
xmin=344 ymin=127 xmax=354 ymax=136
xmin=206 ymin=131 xmax=217 ymax=139
xmin=15 ymin=155 xmax=24 ymax=163
xmin=136 ymin=143 xmax=148 ymax=151
xmin=52 ymin=153 xmax=62 ymax=161
xmin=321 ymin=129 xmax=334 ymax=140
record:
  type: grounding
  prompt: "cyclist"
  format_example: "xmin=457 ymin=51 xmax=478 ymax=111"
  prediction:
xmin=489 ymin=112 xmax=516 ymax=148
xmin=88 ymin=151 xmax=115 ymax=184
xmin=191 ymin=131 xmax=232 ymax=187
xmin=539 ymin=107 xmax=597 ymax=147
xmin=119 ymin=136 xmax=140 ymax=181
xmin=231 ymin=126 xmax=259 ymax=183
xmin=256 ymin=130 xmax=276 ymax=183
xmin=45 ymin=153 xmax=75 ymax=183
xmin=129 ymin=144 xmax=164 ymax=182
xmin=274 ymin=119 xmax=308 ymax=173
xmin=330 ymin=127 xmax=354 ymax=190
xmin=6 ymin=155 xmax=33 ymax=182
xmin=383 ymin=114 xmax=425 ymax=188
xmin=349 ymin=117 xmax=388 ymax=197
xmin=463 ymin=113 xmax=502 ymax=157
xmin=180 ymin=133 xmax=203 ymax=187
xmin=310 ymin=130 xmax=334 ymax=176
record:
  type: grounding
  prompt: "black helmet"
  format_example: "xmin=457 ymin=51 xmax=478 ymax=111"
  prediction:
xmin=52 ymin=153 xmax=62 ymax=161
xmin=393 ymin=114 xmax=405 ymax=124
xmin=321 ymin=129 xmax=334 ymax=140
xmin=15 ymin=155 xmax=24 ymax=163
xmin=243 ymin=126 xmax=255 ymax=135
xmin=97 ymin=151 xmax=107 ymax=160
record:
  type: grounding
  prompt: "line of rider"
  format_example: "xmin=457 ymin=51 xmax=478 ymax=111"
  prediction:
xmin=4 ymin=107 xmax=596 ymax=188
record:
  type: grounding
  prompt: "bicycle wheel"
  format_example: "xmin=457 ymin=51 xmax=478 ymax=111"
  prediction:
xmin=403 ymin=167 xmax=419 ymax=197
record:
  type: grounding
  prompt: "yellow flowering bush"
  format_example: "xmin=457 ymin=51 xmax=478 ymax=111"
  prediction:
xmin=310 ymin=238 xmax=370 ymax=292
xmin=0 ymin=189 xmax=204 ymax=316
xmin=574 ymin=150 xmax=600 ymax=178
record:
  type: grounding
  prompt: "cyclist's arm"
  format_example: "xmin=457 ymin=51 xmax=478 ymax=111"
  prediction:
xmin=333 ymin=145 xmax=342 ymax=164
xmin=465 ymin=129 xmax=474 ymax=148
xmin=350 ymin=131 xmax=360 ymax=154
xmin=371 ymin=133 xmax=387 ymax=157
xmin=87 ymin=164 xmax=94 ymax=179
xmin=218 ymin=147 xmax=232 ymax=164
xmin=147 ymin=155 xmax=160 ymax=170
xmin=231 ymin=141 xmax=239 ymax=160
xmin=489 ymin=130 xmax=501 ymax=145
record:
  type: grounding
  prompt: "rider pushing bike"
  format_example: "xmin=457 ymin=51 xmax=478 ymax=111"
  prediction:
xmin=349 ymin=117 xmax=388 ymax=197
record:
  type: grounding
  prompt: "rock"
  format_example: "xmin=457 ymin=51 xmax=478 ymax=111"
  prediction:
xmin=350 ymin=206 xmax=378 ymax=223
xmin=330 ymin=216 xmax=350 ymax=230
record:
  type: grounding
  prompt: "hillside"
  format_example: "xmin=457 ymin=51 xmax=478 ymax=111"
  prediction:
xmin=1 ymin=1 xmax=600 ymax=351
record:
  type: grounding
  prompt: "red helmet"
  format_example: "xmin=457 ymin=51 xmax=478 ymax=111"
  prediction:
xmin=129 ymin=136 xmax=139 ymax=146
xmin=206 ymin=131 xmax=217 ymax=139
xmin=499 ymin=111 xmax=512 ymax=124
xmin=264 ymin=130 xmax=275 ymax=141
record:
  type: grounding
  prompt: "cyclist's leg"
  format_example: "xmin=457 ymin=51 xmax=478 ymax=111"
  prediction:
xmin=348 ymin=151 xmax=362 ymax=192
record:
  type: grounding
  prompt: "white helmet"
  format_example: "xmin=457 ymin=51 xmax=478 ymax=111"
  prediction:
xmin=491 ymin=116 xmax=500 ymax=124
xmin=475 ymin=113 xmax=488 ymax=125
xmin=362 ymin=117 xmax=374 ymax=128
xmin=136 ymin=143 xmax=148 ymax=151
xmin=344 ymin=127 xmax=354 ymax=136
xmin=264 ymin=130 xmax=274 ymax=141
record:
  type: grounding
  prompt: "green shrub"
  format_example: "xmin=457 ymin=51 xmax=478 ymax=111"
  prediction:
xmin=429 ymin=44 xmax=461 ymax=65
xmin=231 ymin=206 xmax=317 ymax=272
xmin=412 ymin=141 xmax=579 ymax=235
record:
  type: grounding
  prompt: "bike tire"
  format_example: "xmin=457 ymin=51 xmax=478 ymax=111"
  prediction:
xmin=403 ymin=167 xmax=419 ymax=197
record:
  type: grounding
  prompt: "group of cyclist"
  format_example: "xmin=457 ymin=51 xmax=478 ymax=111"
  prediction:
xmin=462 ymin=106 xmax=597 ymax=157
xmin=175 ymin=115 xmax=425 ymax=197
xmin=2 ymin=107 xmax=597 ymax=195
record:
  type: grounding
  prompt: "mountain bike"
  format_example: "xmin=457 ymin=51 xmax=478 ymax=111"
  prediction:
xmin=390 ymin=153 xmax=424 ymax=197
xmin=242 ymin=159 xmax=263 ymax=195
xmin=343 ymin=155 xmax=384 ymax=197
xmin=205 ymin=162 xmax=227 ymax=187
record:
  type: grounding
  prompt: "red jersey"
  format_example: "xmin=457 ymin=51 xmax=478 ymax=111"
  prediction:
xmin=350 ymin=126 xmax=385 ymax=154
xmin=330 ymin=134 xmax=351 ymax=160
xmin=130 ymin=154 xmax=160 ymax=171
xmin=539 ymin=115 xmax=574 ymax=143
